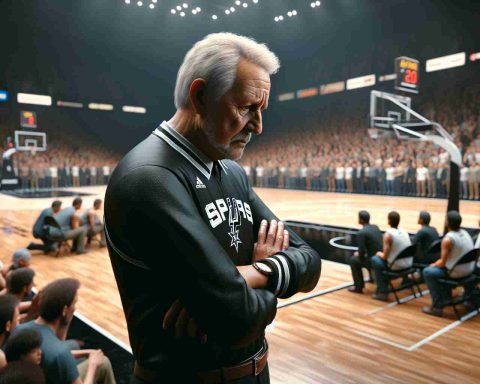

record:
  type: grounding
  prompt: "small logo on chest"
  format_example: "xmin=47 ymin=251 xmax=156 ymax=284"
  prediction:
xmin=196 ymin=177 xmax=206 ymax=189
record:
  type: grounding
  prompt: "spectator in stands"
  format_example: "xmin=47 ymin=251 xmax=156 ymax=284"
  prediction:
xmin=422 ymin=211 xmax=475 ymax=317
xmin=370 ymin=211 xmax=412 ymax=301
xmin=28 ymin=200 xmax=63 ymax=254
xmin=81 ymin=199 xmax=106 ymax=248
xmin=1 ymin=249 xmax=31 ymax=289
xmin=54 ymin=197 xmax=88 ymax=255
xmin=412 ymin=211 xmax=440 ymax=263
xmin=0 ymin=295 xmax=20 ymax=369
xmin=0 ymin=361 xmax=45 ymax=384
xmin=460 ymin=163 xmax=469 ymax=199
xmin=416 ymin=161 xmax=428 ymax=197
xmin=6 ymin=268 xmax=35 ymax=303
xmin=14 ymin=278 xmax=116 ymax=384
xmin=4 ymin=328 xmax=42 ymax=365
xmin=348 ymin=211 xmax=383 ymax=293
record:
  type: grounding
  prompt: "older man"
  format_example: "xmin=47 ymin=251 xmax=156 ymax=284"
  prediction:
xmin=104 ymin=33 xmax=321 ymax=383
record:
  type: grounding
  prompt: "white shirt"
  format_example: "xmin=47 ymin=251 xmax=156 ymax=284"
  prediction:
xmin=460 ymin=167 xmax=469 ymax=182
xmin=386 ymin=228 xmax=412 ymax=270
xmin=256 ymin=167 xmax=264 ymax=177
xmin=445 ymin=229 xmax=475 ymax=278
xmin=49 ymin=167 xmax=58 ymax=178
xmin=300 ymin=167 xmax=308 ymax=178
xmin=90 ymin=167 xmax=97 ymax=176
xmin=103 ymin=166 xmax=110 ymax=176
xmin=335 ymin=167 xmax=345 ymax=180
xmin=416 ymin=167 xmax=428 ymax=181
xmin=386 ymin=167 xmax=395 ymax=181
xmin=243 ymin=166 xmax=251 ymax=176
xmin=344 ymin=167 xmax=353 ymax=180
xmin=72 ymin=166 xmax=80 ymax=177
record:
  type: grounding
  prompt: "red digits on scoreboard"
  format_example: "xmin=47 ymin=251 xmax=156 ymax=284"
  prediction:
xmin=405 ymin=69 xmax=417 ymax=84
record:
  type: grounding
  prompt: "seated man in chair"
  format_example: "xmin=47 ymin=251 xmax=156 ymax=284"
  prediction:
xmin=412 ymin=211 xmax=440 ymax=264
xmin=348 ymin=210 xmax=383 ymax=293
xmin=371 ymin=211 xmax=412 ymax=301
xmin=422 ymin=211 xmax=474 ymax=317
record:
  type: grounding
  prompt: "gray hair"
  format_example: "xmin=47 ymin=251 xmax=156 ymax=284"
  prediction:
xmin=174 ymin=32 xmax=280 ymax=109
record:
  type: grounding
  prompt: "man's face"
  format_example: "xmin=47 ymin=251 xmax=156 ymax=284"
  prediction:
xmin=53 ymin=206 xmax=61 ymax=214
xmin=203 ymin=59 xmax=270 ymax=161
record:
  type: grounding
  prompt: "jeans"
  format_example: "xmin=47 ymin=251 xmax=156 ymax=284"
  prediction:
xmin=423 ymin=267 xmax=450 ymax=308
xmin=371 ymin=256 xmax=388 ymax=293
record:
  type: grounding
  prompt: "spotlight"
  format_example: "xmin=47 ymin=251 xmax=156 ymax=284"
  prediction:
xmin=274 ymin=17 xmax=278 ymax=22
xmin=171 ymin=9 xmax=176 ymax=14
xmin=192 ymin=9 xmax=197 ymax=14
xmin=196 ymin=7 xmax=201 ymax=12
xmin=311 ymin=2 xmax=315 ymax=7
xmin=292 ymin=10 xmax=297 ymax=15
xmin=252 ymin=0 xmax=258 ymax=3
xmin=176 ymin=5 xmax=181 ymax=10
xmin=212 ymin=14 xmax=218 ymax=20
xmin=149 ymin=3 xmax=154 ymax=8
xmin=137 ymin=1 xmax=142 ymax=6
xmin=182 ymin=3 xmax=188 ymax=8
xmin=235 ymin=0 xmax=241 ymax=5
xmin=225 ymin=9 xmax=230 ymax=14
xmin=230 ymin=7 xmax=235 ymax=12
xmin=125 ymin=0 xmax=130 ymax=4
xmin=242 ymin=2 xmax=248 ymax=7
xmin=180 ymin=11 xmax=185 ymax=16
xmin=279 ymin=15 xmax=283 ymax=20
xmin=287 ymin=11 xmax=292 ymax=17
xmin=316 ymin=1 xmax=321 ymax=5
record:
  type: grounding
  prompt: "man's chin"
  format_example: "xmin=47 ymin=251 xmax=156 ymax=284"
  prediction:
xmin=227 ymin=147 xmax=245 ymax=161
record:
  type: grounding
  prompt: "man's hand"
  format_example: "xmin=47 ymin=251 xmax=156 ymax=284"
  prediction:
xmin=88 ymin=350 xmax=105 ymax=369
xmin=163 ymin=299 xmax=207 ymax=343
xmin=253 ymin=219 xmax=289 ymax=262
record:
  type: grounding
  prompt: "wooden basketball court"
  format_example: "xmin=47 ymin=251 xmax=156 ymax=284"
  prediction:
xmin=1 ymin=187 xmax=479 ymax=383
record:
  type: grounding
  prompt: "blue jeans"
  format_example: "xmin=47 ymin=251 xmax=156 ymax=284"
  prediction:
xmin=371 ymin=256 xmax=388 ymax=293
xmin=423 ymin=267 xmax=451 ymax=308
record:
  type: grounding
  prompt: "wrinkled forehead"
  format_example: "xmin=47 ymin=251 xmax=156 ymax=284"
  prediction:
xmin=230 ymin=60 xmax=271 ymax=105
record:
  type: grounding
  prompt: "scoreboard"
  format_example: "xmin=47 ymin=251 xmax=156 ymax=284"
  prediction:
xmin=395 ymin=56 xmax=419 ymax=94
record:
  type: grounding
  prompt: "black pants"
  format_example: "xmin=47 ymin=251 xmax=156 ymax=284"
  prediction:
xmin=130 ymin=363 xmax=270 ymax=384
xmin=348 ymin=254 xmax=372 ymax=290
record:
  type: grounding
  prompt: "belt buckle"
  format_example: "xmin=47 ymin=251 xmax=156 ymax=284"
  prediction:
xmin=253 ymin=354 xmax=261 ymax=376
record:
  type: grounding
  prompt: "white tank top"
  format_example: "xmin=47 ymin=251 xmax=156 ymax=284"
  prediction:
xmin=445 ymin=229 xmax=474 ymax=277
xmin=386 ymin=167 xmax=395 ymax=181
xmin=386 ymin=228 xmax=412 ymax=270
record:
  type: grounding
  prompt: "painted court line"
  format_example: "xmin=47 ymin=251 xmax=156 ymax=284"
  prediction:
xmin=365 ymin=289 xmax=430 ymax=316
xmin=355 ymin=309 xmax=479 ymax=352
xmin=75 ymin=312 xmax=133 ymax=354
xmin=278 ymin=282 xmax=353 ymax=309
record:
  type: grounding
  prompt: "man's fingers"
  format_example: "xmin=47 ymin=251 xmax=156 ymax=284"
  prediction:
xmin=274 ymin=221 xmax=285 ymax=250
xmin=257 ymin=220 xmax=268 ymax=244
xmin=174 ymin=308 xmax=190 ymax=338
xmin=282 ymin=229 xmax=289 ymax=250
xmin=266 ymin=220 xmax=277 ymax=245
xmin=163 ymin=299 xmax=183 ymax=330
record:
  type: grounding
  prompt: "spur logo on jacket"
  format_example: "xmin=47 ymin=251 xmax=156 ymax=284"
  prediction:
xmin=204 ymin=197 xmax=253 ymax=247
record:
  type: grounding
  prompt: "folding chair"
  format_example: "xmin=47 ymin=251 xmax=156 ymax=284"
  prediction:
xmin=438 ymin=248 xmax=480 ymax=320
xmin=414 ymin=238 xmax=441 ymax=270
xmin=382 ymin=244 xmax=421 ymax=304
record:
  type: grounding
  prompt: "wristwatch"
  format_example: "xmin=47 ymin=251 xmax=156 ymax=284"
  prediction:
xmin=253 ymin=261 xmax=273 ymax=276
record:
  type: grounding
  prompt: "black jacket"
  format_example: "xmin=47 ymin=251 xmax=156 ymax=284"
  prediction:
xmin=412 ymin=225 xmax=440 ymax=256
xmin=104 ymin=123 xmax=321 ymax=373
xmin=356 ymin=224 xmax=383 ymax=259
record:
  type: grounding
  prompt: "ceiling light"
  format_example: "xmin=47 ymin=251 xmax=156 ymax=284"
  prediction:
xmin=230 ymin=7 xmax=235 ymax=12
xmin=252 ymin=0 xmax=258 ymax=3
xmin=316 ymin=1 xmax=321 ymax=5
xmin=171 ymin=9 xmax=176 ymax=13
xmin=292 ymin=10 xmax=297 ymax=15
xmin=242 ymin=2 xmax=248 ymax=7
xmin=235 ymin=0 xmax=241 ymax=5
xmin=152 ymin=0 xmax=157 ymax=2
xmin=279 ymin=15 xmax=283 ymax=20
xmin=287 ymin=11 xmax=292 ymax=17
xmin=180 ymin=11 xmax=185 ymax=16
xmin=182 ymin=3 xmax=188 ymax=8
xmin=212 ymin=14 xmax=217 ymax=19
xmin=137 ymin=1 xmax=142 ymax=6
xmin=311 ymin=2 xmax=315 ymax=7
xmin=176 ymin=5 xmax=181 ymax=10
xmin=274 ymin=17 xmax=278 ymax=22
xmin=149 ymin=3 xmax=154 ymax=8
xmin=225 ymin=9 xmax=230 ymax=14
xmin=192 ymin=9 xmax=197 ymax=14
xmin=125 ymin=0 xmax=130 ymax=4
xmin=196 ymin=7 xmax=201 ymax=12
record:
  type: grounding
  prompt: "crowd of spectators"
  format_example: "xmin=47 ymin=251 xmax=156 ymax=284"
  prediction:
xmin=0 ymin=250 xmax=115 ymax=383
xmin=241 ymin=84 xmax=480 ymax=200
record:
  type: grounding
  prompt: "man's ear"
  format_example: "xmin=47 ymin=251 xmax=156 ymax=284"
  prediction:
xmin=62 ymin=305 xmax=68 ymax=318
xmin=189 ymin=79 xmax=207 ymax=117
xmin=5 ymin=320 xmax=11 ymax=333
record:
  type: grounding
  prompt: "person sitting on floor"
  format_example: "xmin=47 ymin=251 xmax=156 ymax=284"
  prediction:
xmin=412 ymin=211 xmax=440 ymax=263
xmin=14 ymin=278 xmax=116 ymax=384
xmin=370 ymin=211 xmax=412 ymax=301
xmin=80 ymin=199 xmax=106 ymax=248
xmin=348 ymin=210 xmax=383 ymax=293
xmin=4 ymin=328 xmax=42 ymax=365
xmin=0 ymin=294 xmax=20 ymax=369
xmin=27 ymin=200 xmax=63 ymax=254
xmin=51 ymin=197 xmax=88 ymax=255
xmin=422 ymin=211 xmax=475 ymax=317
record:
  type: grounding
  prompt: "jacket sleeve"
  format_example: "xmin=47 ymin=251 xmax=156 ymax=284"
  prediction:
xmin=245 ymin=177 xmax=321 ymax=299
xmin=106 ymin=165 xmax=277 ymax=347
xmin=356 ymin=230 xmax=367 ymax=259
